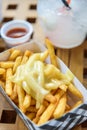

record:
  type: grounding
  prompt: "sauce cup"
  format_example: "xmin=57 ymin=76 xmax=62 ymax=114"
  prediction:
xmin=0 ymin=20 xmax=33 ymax=48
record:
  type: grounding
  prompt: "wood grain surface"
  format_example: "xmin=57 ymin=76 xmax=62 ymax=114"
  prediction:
xmin=0 ymin=0 xmax=87 ymax=130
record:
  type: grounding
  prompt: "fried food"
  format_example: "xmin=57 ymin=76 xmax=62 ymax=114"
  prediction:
xmin=0 ymin=39 xmax=83 ymax=126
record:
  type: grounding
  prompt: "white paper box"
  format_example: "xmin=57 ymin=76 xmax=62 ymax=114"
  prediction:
xmin=0 ymin=41 xmax=87 ymax=130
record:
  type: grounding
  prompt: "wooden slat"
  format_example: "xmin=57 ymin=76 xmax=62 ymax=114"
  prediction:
xmin=83 ymin=58 xmax=87 ymax=69
xmin=70 ymin=41 xmax=87 ymax=130
xmin=0 ymin=94 xmax=13 ymax=110
xmin=15 ymin=116 xmax=28 ymax=130
xmin=83 ymin=79 xmax=87 ymax=89
xmin=0 ymin=124 xmax=16 ymax=130
xmin=73 ymin=125 xmax=82 ymax=130
xmin=69 ymin=44 xmax=84 ymax=83
xmin=56 ymin=48 xmax=69 ymax=66
xmin=0 ymin=116 xmax=27 ymax=130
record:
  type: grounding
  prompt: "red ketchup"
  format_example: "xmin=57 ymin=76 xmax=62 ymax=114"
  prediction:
xmin=6 ymin=28 xmax=27 ymax=38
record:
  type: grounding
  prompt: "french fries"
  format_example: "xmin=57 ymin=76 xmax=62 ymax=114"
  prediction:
xmin=10 ymin=84 xmax=18 ymax=100
xmin=9 ymin=49 xmax=21 ymax=61
xmin=0 ymin=61 xmax=14 ymax=68
xmin=44 ymin=93 xmax=57 ymax=103
xmin=13 ymin=56 xmax=22 ymax=73
xmin=0 ymin=68 xmax=5 ymax=74
xmin=17 ymin=84 xmax=25 ymax=112
xmin=37 ymin=89 xmax=64 ymax=125
xmin=21 ymin=50 xmax=32 ymax=64
xmin=22 ymin=94 xmax=31 ymax=113
xmin=5 ymin=68 xmax=13 ymax=96
xmin=36 ymin=105 xmax=46 ymax=117
xmin=26 ymin=112 xmax=36 ymax=120
xmin=0 ymin=40 xmax=83 ymax=126
xmin=45 ymin=38 xmax=58 ymax=67
xmin=68 ymin=83 xmax=83 ymax=98
xmin=53 ymin=93 xmax=67 ymax=118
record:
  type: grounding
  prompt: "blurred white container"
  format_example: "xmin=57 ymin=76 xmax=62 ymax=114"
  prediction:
xmin=0 ymin=20 xmax=33 ymax=48
xmin=37 ymin=0 xmax=87 ymax=48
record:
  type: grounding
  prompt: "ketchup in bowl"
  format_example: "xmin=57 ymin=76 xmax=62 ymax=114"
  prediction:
xmin=6 ymin=28 xmax=27 ymax=38
xmin=1 ymin=20 xmax=33 ymax=48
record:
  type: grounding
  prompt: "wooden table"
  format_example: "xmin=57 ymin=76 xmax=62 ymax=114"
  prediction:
xmin=0 ymin=0 xmax=87 ymax=130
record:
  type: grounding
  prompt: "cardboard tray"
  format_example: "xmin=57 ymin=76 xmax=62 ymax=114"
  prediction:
xmin=0 ymin=41 xmax=87 ymax=130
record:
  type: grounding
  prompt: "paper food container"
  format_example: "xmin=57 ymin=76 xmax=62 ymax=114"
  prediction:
xmin=0 ymin=41 xmax=87 ymax=130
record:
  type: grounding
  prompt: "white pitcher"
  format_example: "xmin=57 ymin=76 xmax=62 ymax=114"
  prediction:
xmin=37 ymin=0 xmax=87 ymax=48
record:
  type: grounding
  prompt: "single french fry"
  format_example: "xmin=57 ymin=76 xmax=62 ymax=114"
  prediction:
xmin=27 ymin=106 xmax=38 ymax=113
xmin=0 ymin=61 xmax=14 ymax=69
xmin=53 ymin=93 xmax=67 ymax=118
xmin=44 ymin=93 xmax=57 ymax=103
xmin=9 ymin=49 xmax=21 ymax=61
xmin=72 ymin=100 xmax=83 ymax=110
xmin=36 ymin=105 xmax=46 ymax=117
xmin=21 ymin=56 xmax=28 ymax=65
xmin=17 ymin=85 xmax=25 ymax=111
xmin=44 ymin=81 xmax=59 ymax=91
xmin=55 ymin=89 xmax=65 ymax=100
xmin=21 ymin=50 xmax=32 ymax=65
xmin=22 ymin=81 xmax=31 ymax=94
xmin=0 ymin=68 xmax=5 ymax=75
xmin=24 ymin=50 xmax=32 ymax=57
xmin=40 ymin=50 xmax=49 ymax=61
xmin=22 ymin=94 xmax=31 ymax=113
xmin=26 ymin=112 xmax=36 ymax=120
xmin=10 ymin=84 xmax=18 ymax=100
xmin=59 ymin=84 xmax=68 ymax=92
xmin=37 ymin=89 xmax=64 ymax=125
xmin=5 ymin=68 xmax=13 ymax=96
xmin=45 ymin=38 xmax=58 ymax=67
xmin=13 ymin=56 xmax=22 ymax=73
xmin=68 ymin=83 xmax=83 ymax=98
xmin=33 ymin=116 xmax=40 ymax=124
